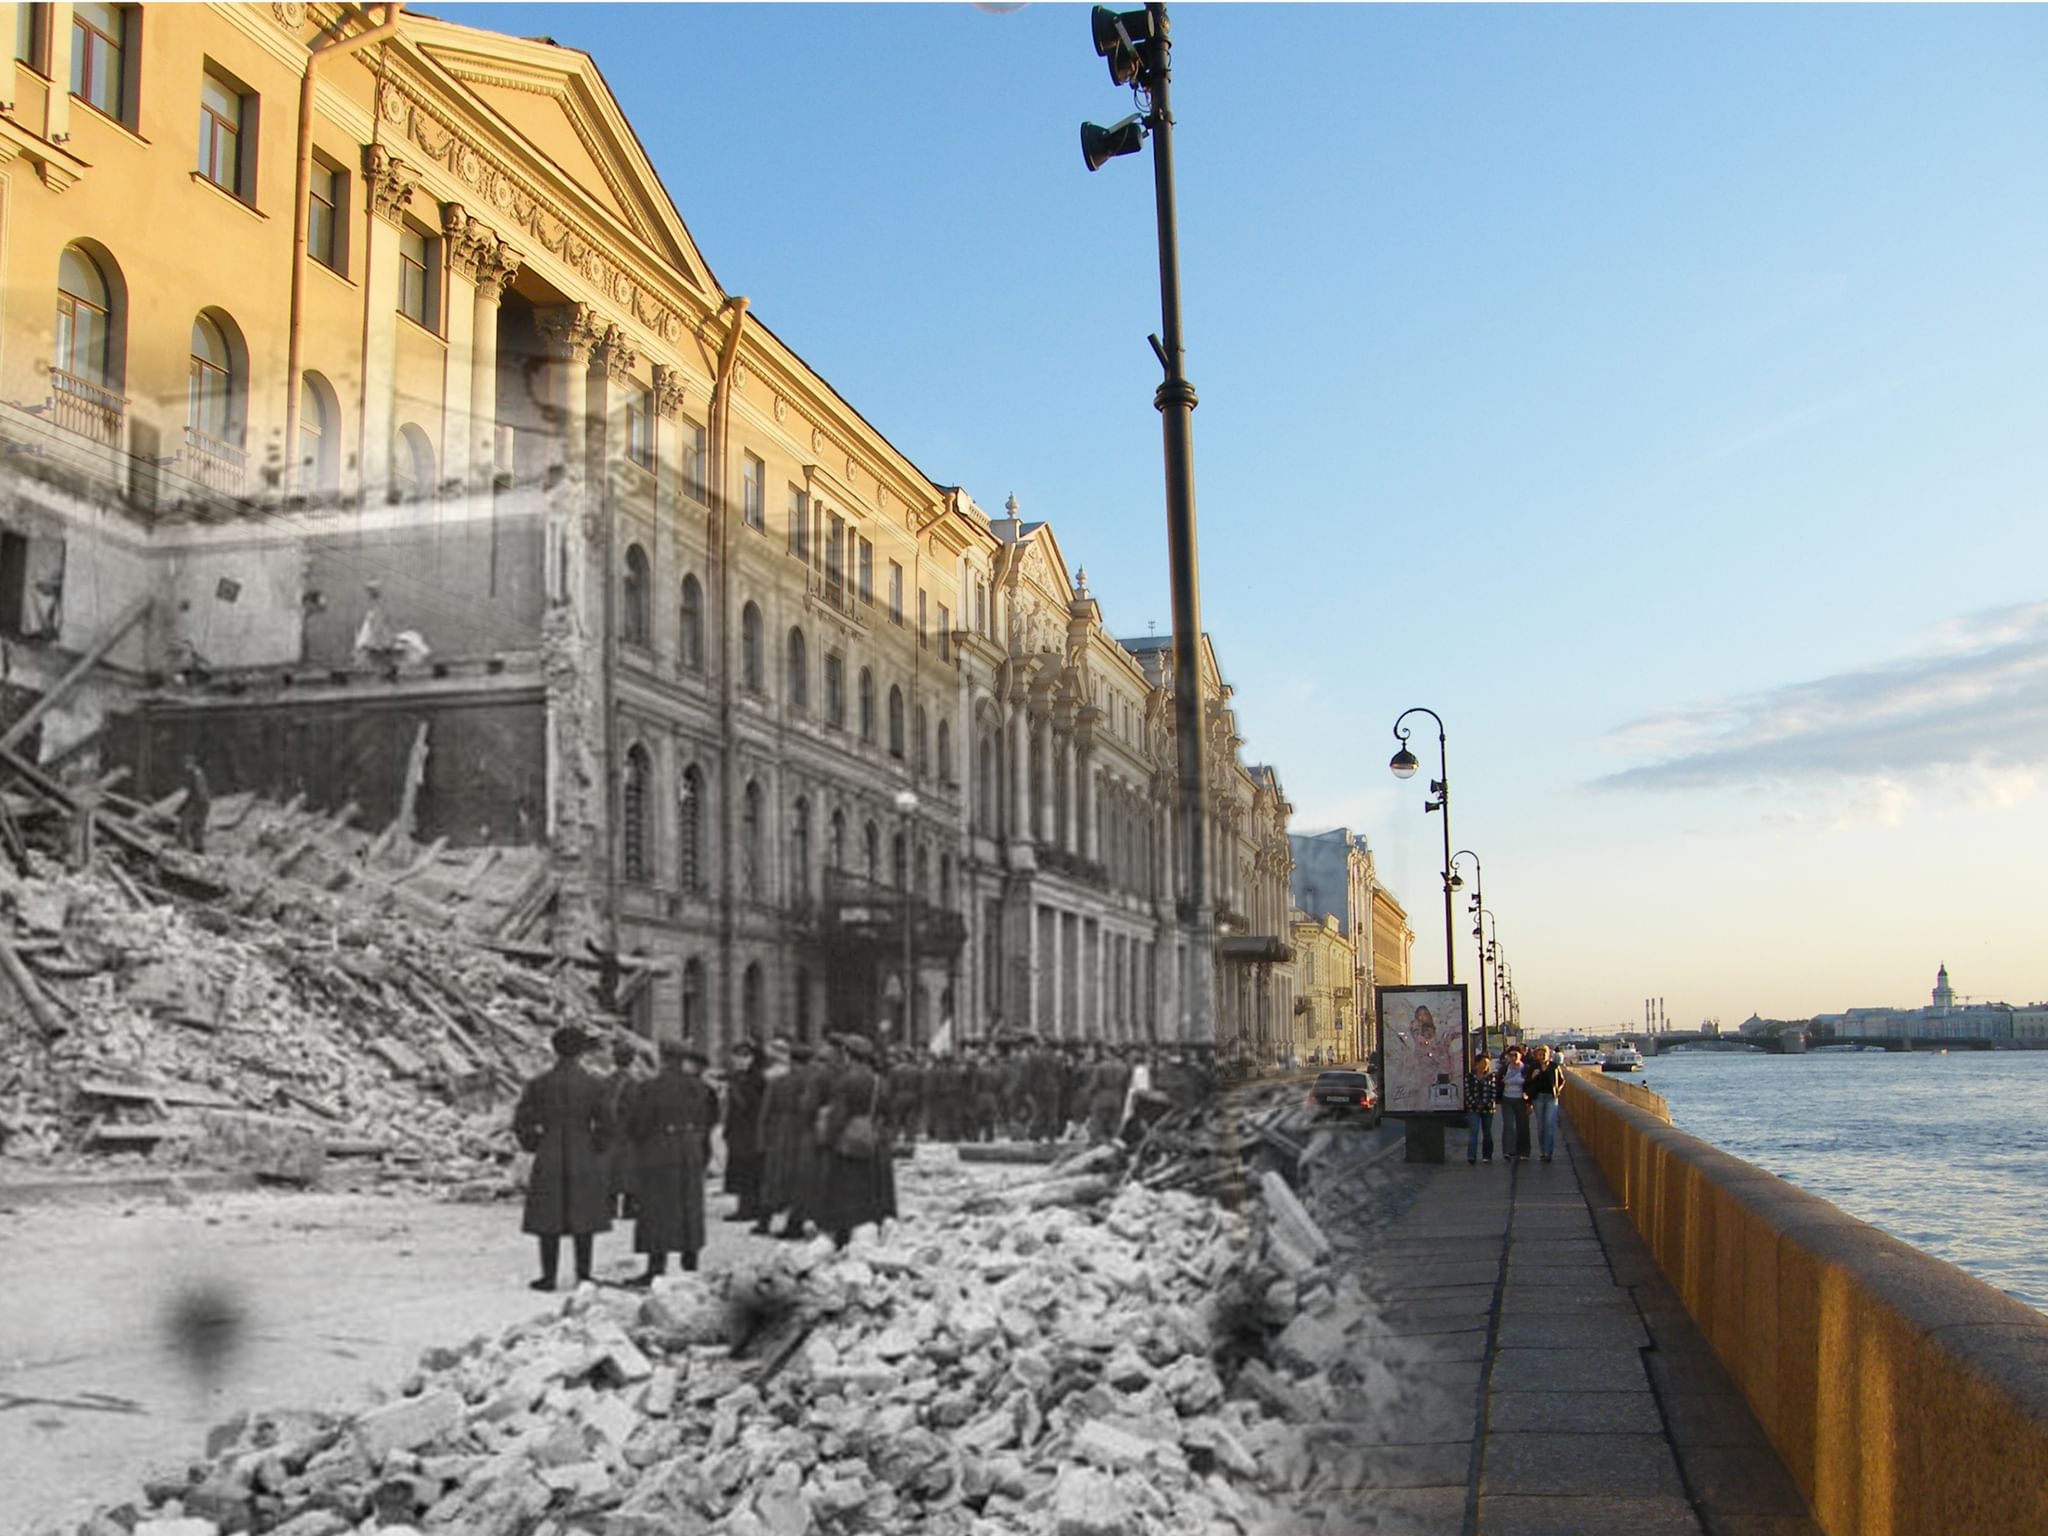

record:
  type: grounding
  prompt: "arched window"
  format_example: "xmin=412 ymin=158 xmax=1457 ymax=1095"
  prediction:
xmin=679 ymin=576 xmax=704 ymax=672
xmin=859 ymin=668 xmax=875 ymax=742
xmin=825 ymin=653 xmax=845 ymax=727
xmin=392 ymin=423 xmax=434 ymax=502
xmin=914 ymin=844 xmax=930 ymax=900
xmin=621 ymin=544 xmax=651 ymax=648
xmin=978 ymin=733 xmax=996 ymax=836
xmin=892 ymin=830 xmax=908 ymax=891
xmin=678 ymin=763 xmax=704 ymax=892
xmin=299 ymin=372 xmax=340 ymax=498
xmin=915 ymin=705 xmax=929 ymax=776
xmin=55 ymin=245 xmax=115 ymax=386
xmin=864 ymin=819 xmax=880 ymax=884
xmin=790 ymin=795 xmax=811 ymax=905
xmin=742 ymin=778 xmax=765 ymax=900
xmin=888 ymin=686 xmax=906 ymax=760
xmin=741 ymin=601 xmax=764 ymax=693
xmin=187 ymin=312 xmax=240 ymax=445
xmin=786 ymin=627 xmax=808 ymax=712
xmin=940 ymin=853 xmax=954 ymax=910
xmin=830 ymin=807 xmax=847 ymax=870
xmin=681 ymin=957 xmax=705 ymax=1041
xmin=742 ymin=962 xmax=764 ymax=1044
xmin=793 ymin=964 xmax=813 ymax=1042
xmin=621 ymin=742 xmax=651 ymax=883
xmin=937 ymin=720 xmax=953 ymax=784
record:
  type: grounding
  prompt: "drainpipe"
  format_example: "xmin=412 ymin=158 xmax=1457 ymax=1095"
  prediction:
xmin=709 ymin=297 xmax=749 ymax=1050
xmin=284 ymin=3 xmax=403 ymax=497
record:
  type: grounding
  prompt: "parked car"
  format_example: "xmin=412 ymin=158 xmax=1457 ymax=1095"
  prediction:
xmin=1306 ymin=1069 xmax=1380 ymax=1125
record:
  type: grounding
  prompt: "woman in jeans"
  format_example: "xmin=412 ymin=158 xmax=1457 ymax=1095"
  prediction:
xmin=1465 ymin=1053 xmax=1497 ymax=1164
xmin=1497 ymin=1045 xmax=1530 ymax=1163
xmin=1525 ymin=1044 xmax=1563 ymax=1163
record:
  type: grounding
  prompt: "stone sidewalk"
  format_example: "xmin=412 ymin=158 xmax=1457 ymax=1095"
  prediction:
xmin=1292 ymin=1116 xmax=1823 ymax=1536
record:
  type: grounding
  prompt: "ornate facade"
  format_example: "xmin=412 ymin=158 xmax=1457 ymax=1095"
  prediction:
xmin=0 ymin=4 xmax=1301 ymax=1059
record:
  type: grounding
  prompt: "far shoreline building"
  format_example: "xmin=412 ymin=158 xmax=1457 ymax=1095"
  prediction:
xmin=1770 ymin=964 xmax=2039 ymax=1043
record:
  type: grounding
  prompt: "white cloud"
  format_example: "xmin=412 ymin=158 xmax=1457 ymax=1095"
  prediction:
xmin=1593 ymin=599 xmax=2048 ymax=813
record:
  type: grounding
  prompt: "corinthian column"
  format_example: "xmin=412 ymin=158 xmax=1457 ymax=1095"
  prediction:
xmin=360 ymin=144 xmax=418 ymax=505
xmin=471 ymin=239 xmax=520 ymax=494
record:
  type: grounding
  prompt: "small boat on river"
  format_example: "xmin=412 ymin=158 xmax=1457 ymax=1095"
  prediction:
xmin=1602 ymin=1045 xmax=1644 ymax=1073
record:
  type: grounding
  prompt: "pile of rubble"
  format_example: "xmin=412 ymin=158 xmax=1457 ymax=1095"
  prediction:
xmin=79 ymin=1153 xmax=1421 ymax=1536
xmin=0 ymin=841 xmax=591 ymax=1187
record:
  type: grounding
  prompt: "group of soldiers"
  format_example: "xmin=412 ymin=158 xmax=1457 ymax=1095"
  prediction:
xmin=511 ymin=1024 xmax=1218 ymax=1291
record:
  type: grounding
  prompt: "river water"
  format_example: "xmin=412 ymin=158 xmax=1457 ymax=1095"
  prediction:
xmin=1624 ymin=1048 xmax=2048 ymax=1312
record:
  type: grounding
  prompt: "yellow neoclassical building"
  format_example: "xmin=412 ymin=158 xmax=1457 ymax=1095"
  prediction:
xmin=0 ymin=2 xmax=1318 ymax=1057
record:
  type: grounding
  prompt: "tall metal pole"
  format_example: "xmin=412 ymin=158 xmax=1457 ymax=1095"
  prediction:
xmin=1144 ymin=4 xmax=1216 ymax=1053
xmin=1456 ymin=852 xmax=1488 ymax=1045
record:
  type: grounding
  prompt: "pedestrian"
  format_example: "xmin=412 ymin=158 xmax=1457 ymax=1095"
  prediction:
xmin=1465 ymin=1052 xmax=1498 ymax=1165
xmin=1084 ymin=1040 xmax=1131 ymax=1143
xmin=178 ymin=757 xmax=211 ymax=854
xmin=623 ymin=1039 xmax=719 ymax=1286
xmin=753 ymin=1038 xmax=813 ymax=1239
xmin=721 ymin=1038 xmax=766 ymax=1221
xmin=603 ymin=1037 xmax=642 ymax=1221
xmin=1498 ymin=1045 xmax=1531 ymax=1163
xmin=512 ymin=1025 xmax=613 ymax=1292
xmin=1526 ymin=1044 xmax=1563 ymax=1163
xmin=887 ymin=1045 xmax=922 ymax=1145
xmin=815 ymin=1033 xmax=891 ymax=1248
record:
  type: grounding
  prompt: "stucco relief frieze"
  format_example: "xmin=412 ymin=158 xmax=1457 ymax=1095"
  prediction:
xmin=271 ymin=2 xmax=307 ymax=29
xmin=376 ymin=77 xmax=690 ymax=345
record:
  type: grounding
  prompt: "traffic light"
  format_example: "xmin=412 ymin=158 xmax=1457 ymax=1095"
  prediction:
xmin=1091 ymin=5 xmax=1157 ymax=87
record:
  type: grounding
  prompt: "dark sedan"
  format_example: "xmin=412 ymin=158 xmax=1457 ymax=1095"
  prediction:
xmin=1306 ymin=1069 xmax=1380 ymax=1124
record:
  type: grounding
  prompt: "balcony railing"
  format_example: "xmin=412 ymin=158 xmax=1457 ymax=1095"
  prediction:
xmin=182 ymin=426 xmax=249 ymax=496
xmin=806 ymin=567 xmax=865 ymax=627
xmin=820 ymin=868 xmax=967 ymax=957
xmin=49 ymin=368 xmax=125 ymax=445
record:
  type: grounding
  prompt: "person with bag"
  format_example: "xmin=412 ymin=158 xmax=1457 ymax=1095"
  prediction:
xmin=1497 ymin=1045 xmax=1531 ymax=1163
xmin=720 ymin=1038 xmax=767 ymax=1222
xmin=1465 ymin=1052 xmax=1498 ymax=1164
xmin=512 ymin=1026 xmax=613 ymax=1292
xmin=815 ymin=1033 xmax=890 ymax=1248
xmin=623 ymin=1039 xmax=719 ymax=1286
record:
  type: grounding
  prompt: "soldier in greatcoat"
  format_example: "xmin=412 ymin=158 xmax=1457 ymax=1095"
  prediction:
xmin=602 ymin=1037 xmax=643 ymax=1220
xmin=1025 ymin=1036 xmax=1063 ymax=1143
xmin=1060 ymin=1039 xmax=1089 ymax=1140
xmin=755 ymin=1038 xmax=818 ymax=1239
xmin=815 ymin=1033 xmax=892 ymax=1248
xmin=1085 ymin=1039 xmax=1133 ymax=1143
xmin=887 ymin=1047 xmax=923 ymax=1146
xmin=720 ymin=1038 xmax=766 ymax=1221
xmin=513 ymin=1025 xmax=613 ymax=1292
xmin=623 ymin=1039 xmax=719 ymax=1285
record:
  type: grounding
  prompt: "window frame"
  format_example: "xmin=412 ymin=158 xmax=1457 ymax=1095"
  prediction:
xmin=621 ymin=543 xmax=652 ymax=649
xmin=197 ymin=65 xmax=252 ymax=202
xmin=15 ymin=4 xmax=50 ymax=74
xmin=825 ymin=651 xmax=846 ymax=729
xmin=625 ymin=386 xmax=654 ymax=470
xmin=70 ymin=1 xmax=133 ymax=127
xmin=678 ymin=574 xmax=704 ymax=672
xmin=396 ymin=220 xmax=441 ymax=334
xmin=742 ymin=452 xmax=765 ymax=531
xmin=787 ymin=485 xmax=809 ymax=559
xmin=857 ymin=538 xmax=874 ymax=607
xmin=888 ymin=561 xmax=903 ymax=625
xmin=308 ymin=154 xmax=348 ymax=274
xmin=937 ymin=603 xmax=951 ymax=661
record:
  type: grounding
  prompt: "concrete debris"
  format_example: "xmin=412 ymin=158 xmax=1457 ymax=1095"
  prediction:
xmin=0 ymin=815 xmax=613 ymax=1184
xmin=75 ymin=1143 xmax=1419 ymax=1536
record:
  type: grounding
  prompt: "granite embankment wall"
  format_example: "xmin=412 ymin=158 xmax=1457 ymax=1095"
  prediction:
xmin=1564 ymin=1066 xmax=2048 ymax=1536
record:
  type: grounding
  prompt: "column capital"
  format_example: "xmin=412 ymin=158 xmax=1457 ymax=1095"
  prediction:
xmin=594 ymin=323 xmax=639 ymax=384
xmin=535 ymin=302 xmax=606 ymax=364
xmin=365 ymin=143 xmax=418 ymax=227
xmin=652 ymin=363 xmax=687 ymax=420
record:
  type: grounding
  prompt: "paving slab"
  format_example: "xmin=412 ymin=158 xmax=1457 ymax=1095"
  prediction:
xmin=1659 ymin=1391 xmax=1772 ymax=1449
xmin=1492 ymin=1345 xmax=1652 ymax=1392
xmin=1482 ymin=1431 xmax=1685 ymax=1499
xmin=1486 ymin=1388 xmax=1663 ymax=1433
xmin=1478 ymin=1494 xmax=1703 ymax=1535
xmin=1310 ymin=1486 xmax=1472 ymax=1535
xmin=1311 ymin=1440 xmax=1475 ymax=1491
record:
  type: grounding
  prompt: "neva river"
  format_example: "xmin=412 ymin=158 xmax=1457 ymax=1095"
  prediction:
xmin=1635 ymin=1048 xmax=2048 ymax=1312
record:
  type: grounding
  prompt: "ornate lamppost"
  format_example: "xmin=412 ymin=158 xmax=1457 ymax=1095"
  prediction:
xmin=1452 ymin=850 xmax=1487 ymax=1056
xmin=1389 ymin=708 xmax=1455 ymax=988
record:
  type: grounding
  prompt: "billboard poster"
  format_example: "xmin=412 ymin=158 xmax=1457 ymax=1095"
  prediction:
xmin=1378 ymin=985 xmax=1470 ymax=1115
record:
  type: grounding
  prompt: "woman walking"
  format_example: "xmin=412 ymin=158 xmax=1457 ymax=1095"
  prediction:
xmin=1498 ymin=1045 xmax=1531 ymax=1163
xmin=1526 ymin=1044 xmax=1563 ymax=1163
xmin=1465 ymin=1052 xmax=1497 ymax=1164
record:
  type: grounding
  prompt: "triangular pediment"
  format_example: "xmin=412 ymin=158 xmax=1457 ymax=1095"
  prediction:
xmin=402 ymin=15 xmax=719 ymax=296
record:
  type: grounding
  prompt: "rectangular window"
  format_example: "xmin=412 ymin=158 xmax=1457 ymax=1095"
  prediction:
xmin=309 ymin=158 xmax=345 ymax=272
xmin=858 ymin=539 xmax=874 ymax=606
xmin=888 ymin=561 xmax=903 ymax=625
xmin=71 ymin=2 xmax=128 ymax=123
xmin=683 ymin=422 xmax=707 ymax=501
xmin=826 ymin=515 xmax=845 ymax=602
xmin=15 ymin=5 xmax=48 ymax=71
xmin=197 ymin=69 xmax=243 ymax=196
xmin=825 ymin=653 xmax=845 ymax=728
xmin=787 ymin=486 xmax=809 ymax=558
xmin=938 ymin=603 xmax=951 ymax=661
xmin=625 ymin=388 xmax=653 ymax=468
xmin=397 ymin=223 xmax=439 ymax=331
xmin=742 ymin=452 xmax=764 ymax=530
xmin=918 ymin=590 xmax=928 ymax=649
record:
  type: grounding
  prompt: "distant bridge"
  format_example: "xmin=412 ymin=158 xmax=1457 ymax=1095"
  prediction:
xmin=1633 ymin=1032 xmax=2006 ymax=1056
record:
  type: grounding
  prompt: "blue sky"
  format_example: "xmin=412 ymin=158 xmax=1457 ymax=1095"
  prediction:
xmin=433 ymin=2 xmax=2048 ymax=1030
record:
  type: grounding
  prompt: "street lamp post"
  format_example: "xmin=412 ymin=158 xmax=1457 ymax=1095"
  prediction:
xmin=1453 ymin=850 xmax=1487 ymax=1053
xmin=1475 ymin=907 xmax=1500 ymax=1049
xmin=1081 ymin=5 xmax=1216 ymax=1052
xmin=894 ymin=788 xmax=919 ymax=1049
xmin=1389 ymin=708 xmax=1455 ymax=989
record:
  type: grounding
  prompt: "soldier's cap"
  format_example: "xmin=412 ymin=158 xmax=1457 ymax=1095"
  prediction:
xmin=733 ymin=1037 xmax=759 ymax=1057
xmin=788 ymin=1041 xmax=816 ymax=1062
xmin=551 ymin=1025 xmax=592 ymax=1058
xmin=842 ymin=1034 xmax=877 ymax=1063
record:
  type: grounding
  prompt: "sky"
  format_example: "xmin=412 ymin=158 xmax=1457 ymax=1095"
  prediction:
xmin=429 ymin=2 xmax=2048 ymax=1032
